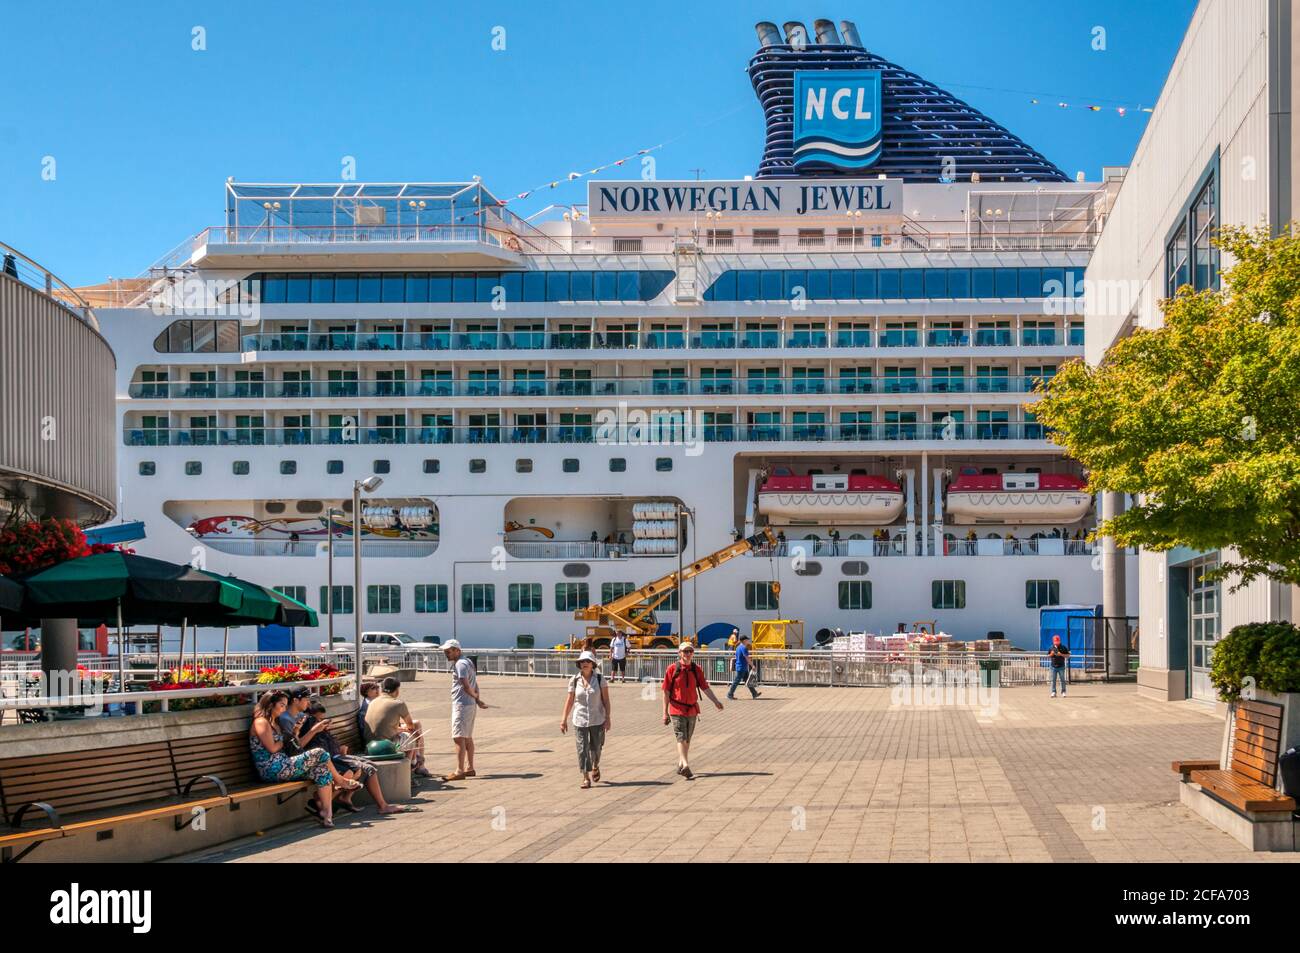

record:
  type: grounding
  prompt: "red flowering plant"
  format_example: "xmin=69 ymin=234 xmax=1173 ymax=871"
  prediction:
xmin=256 ymin=663 xmax=343 ymax=695
xmin=0 ymin=519 xmax=90 ymax=576
xmin=143 ymin=666 xmax=239 ymax=712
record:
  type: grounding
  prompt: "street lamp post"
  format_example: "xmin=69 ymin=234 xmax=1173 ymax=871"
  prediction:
xmin=326 ymin=507 xmax=345 ymax=648
xmin=352 ymin=476 xmax=383 ymax=691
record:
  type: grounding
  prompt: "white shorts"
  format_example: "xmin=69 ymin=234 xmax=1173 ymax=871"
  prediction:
xmin=451 ymin=703 xmax=477 ymax=739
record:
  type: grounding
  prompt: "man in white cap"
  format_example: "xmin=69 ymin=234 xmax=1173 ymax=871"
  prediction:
xmin=441 ymin=640 xmax=487 ymax=781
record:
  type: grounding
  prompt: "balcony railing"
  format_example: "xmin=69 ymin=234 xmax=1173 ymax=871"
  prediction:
xmin=197 ymin=537 xmax=438 ymax=558
xmin=128 ymin=376 xmax=1052 ymax=400
xmin=125 ymin=422 xmax=1052 ymax=447
xmin=502 ymin=541 xmax=642 ymax=559
xmin=238 ymin=327 xmax=1081 ymax=354
xmin=756 ymin=538 xmax=1095 ymax=558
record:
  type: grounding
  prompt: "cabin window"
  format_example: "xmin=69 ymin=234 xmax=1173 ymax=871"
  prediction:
xmin=280 ymin=461 xmax=297 ymax=475
xmin=655 ymin=457 xmax=673 ymax=472
xmin=839 ymin=581 xmax=872 ymax=610
xmin=367 ymin=585 xmax=401 ymax=614
xmin=1025 ymin=580 xmax=1060 ymax=609
xmin=320 ymin=585 xmax=354 ymax=615
xmin=508 ymin=583 xmax=542 ymax=613
xmin=423 ymin=459 xmax=440 ymax=474
xmin=609 ymin=458 xmax=626 ymax=472
xmin=745 ymin=581 xmax=779 ymax=611
xmin=373 ymin=460 xmax=391 ymax=474
xmin=602 ymin=582 xmax=635 ymax=603
xmin=233 ymin=461 xmax=250 ymax=475
xmin=563 ymin=458 xmax=580 ymax=473
xmin=184 ymin=461 xmax=202 ymax=476
xmin=461 ymin=583 xmax=495 ymax=613
xmin=139 ymin=461 xmax=156 ymax=476
xmin=327 ymin=460 xmax=344 ymax=474
xmin=516 ymin=459 xmax=533 ymax=473
xmin=554 ymin=583 xmax=589 ymax=612
xmin=931 ymin=580 xmax=966 ymax=609
xmin=415 ymin=584 xmax=448 ymax=613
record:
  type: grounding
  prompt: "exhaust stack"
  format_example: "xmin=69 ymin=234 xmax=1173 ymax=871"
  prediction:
xmin=754 ymin=21 xmax=782 ymax=47
xmin=782 ymin=21 xmax=808 ymax=46
xmin=813 ymin=19 xmax=841 ymax=45
xmin=839 ymin=19 xmax=863 ymax=48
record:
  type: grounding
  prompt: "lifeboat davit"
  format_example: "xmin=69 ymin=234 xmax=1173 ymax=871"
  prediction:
xmin=758 ymin=473 xmax=904 ymax=526
xmin=945 ymin=472 xmax=1090 ymax=525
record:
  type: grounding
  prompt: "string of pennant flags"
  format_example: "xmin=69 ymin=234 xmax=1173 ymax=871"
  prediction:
xmin=505 ymin=143 xmax=665 ymax=205
xmin=939 ymin=79 xmax=1156 ymax=117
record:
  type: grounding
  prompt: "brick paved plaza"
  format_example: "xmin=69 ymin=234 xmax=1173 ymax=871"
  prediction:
xmin=183 ymin=675 xmax=1300 ymax=863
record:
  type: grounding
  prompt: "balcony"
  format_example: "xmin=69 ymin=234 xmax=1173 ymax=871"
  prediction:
xmin=200 ymin=537 xmax=438 ymax=558
xmin=128 ymin=375 xmax=1047 ymax=400
xmin=124 ymin=421 xmax=1054 ymax=447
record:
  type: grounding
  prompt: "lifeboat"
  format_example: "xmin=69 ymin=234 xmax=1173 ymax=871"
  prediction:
xmin=758 ymin=473 xmax=904 ymax=525
xmin=945 ymin=472 xmax=1090 ymax=525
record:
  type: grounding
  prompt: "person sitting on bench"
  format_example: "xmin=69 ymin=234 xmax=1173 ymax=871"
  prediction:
xmin=250 ymin=690 xmax=360 ymax=829
xmin=364 ymin=677 xmax=433 ymax=778
xmin=300 ymin=701 xmax=412 ymax=816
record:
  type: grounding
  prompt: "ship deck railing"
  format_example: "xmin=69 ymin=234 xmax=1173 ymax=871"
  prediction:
xmin=123 ymin=422 xmax=1056 ymax=447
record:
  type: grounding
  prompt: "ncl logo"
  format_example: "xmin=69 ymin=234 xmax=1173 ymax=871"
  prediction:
xmin=792 ymin=69 xmax=883 ymax=171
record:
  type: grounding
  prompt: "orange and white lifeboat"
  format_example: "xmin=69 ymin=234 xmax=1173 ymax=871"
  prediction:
xmin=945 ymin=472 xmax=1090 ymax=525
xmin=758 ymin=474 xmax=904 ymax=525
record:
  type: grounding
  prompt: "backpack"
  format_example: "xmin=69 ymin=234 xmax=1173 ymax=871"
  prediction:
xmin=667 ymin=662 xmax=706 ymax=706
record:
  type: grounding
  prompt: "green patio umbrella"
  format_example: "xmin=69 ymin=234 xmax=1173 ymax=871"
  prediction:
xmin=0 ymin=575 xmax=23 ymax=614
xmin=21 ymin=552 xmax=242 ymax=623
xmin=194 ymin=572 xmax=319 ymax=681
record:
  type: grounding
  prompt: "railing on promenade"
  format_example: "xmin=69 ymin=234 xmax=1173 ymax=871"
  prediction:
xmin=0 ymin=673 xmax=353 ymax=717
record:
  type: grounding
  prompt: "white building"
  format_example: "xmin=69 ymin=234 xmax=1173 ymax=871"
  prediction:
xmin=1086 ymin=0 xmax=1299 ymax=702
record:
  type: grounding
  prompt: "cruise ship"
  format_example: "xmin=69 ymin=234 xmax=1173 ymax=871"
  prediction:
xmin=92 ymin=19 xmax=1136 ymax=650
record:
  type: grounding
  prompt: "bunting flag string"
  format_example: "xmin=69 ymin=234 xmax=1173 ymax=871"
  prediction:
xmin=937 ymin=79 xmax=1156 ymax=117
xmin=475 ymin=143 xmax=666 ymax=216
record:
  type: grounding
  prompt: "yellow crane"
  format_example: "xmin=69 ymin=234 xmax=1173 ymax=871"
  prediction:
xmin=565 ymin=527 xmax=778 ymax=650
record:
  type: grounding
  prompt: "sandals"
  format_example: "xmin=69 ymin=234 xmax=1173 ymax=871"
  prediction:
xmin=319 ymin=814 xmax=334 ymax=829
xmin=379 ymin=805 xmax=420 ymax=814
xmin=580 ymin=777 xmax=592 ymax=789
xmin=305 ymin=802 xmax=322 ymax=818
xmin=441 ymin=770 xmax=469 ymax=782
xmin=337 ymin=801 xmax=362 ymax=814
xmin=591 ymin=767 xmax=601 ymax=783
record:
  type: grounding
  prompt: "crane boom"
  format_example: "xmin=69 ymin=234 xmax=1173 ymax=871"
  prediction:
xmin=573 ymin=527 xmax=777 ymax=643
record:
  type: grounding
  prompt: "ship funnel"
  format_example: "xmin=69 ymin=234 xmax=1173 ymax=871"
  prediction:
xmin=814 ymin=19 xmax=841 ymax=45
xmin=782 ymin=21 xmax=809 ymax=47
xmin=839 ymin=19 xmax=863 ymax=48
xmin=754 ymin=21 xmax=782 ymax=47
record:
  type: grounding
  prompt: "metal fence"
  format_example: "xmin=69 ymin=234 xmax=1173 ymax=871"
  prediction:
xmin=1 ymin=645 xmax=1136 ymax=696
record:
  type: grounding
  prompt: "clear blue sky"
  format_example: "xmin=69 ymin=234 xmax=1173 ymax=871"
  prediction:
xmin=0 ymin=0 xmax=1197 ymax=286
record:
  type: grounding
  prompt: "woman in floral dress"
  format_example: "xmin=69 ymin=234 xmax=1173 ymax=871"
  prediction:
xmin=250 ymin=690 xmax=359 ymax=828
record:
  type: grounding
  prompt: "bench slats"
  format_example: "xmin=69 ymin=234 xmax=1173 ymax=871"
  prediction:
xmin=1189 ymin=769 xmax=1295 ymax=813
xmin=0 ymin=703 xmax=362 ymax=857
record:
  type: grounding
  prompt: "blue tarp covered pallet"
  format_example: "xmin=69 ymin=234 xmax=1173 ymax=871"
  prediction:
xmin=1039 ymin=605 xmax=1100 ymax=669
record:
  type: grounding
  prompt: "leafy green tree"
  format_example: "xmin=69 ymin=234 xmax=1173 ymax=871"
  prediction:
xmin=1034 ymin=226 xmax=1300 ymax=587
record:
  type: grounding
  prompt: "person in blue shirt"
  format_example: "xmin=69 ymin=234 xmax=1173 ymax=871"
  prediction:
xmin=727 ymin=633 xmax=761 ymax=700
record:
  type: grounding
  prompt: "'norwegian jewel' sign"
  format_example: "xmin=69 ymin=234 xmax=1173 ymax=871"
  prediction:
xmin=588 ymin=178 xmax=902 ymax=220
xmin=792 ymin=69 xmax=884 ymax=172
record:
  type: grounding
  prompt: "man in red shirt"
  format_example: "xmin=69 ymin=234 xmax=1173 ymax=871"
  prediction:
xmin=661 ymin=642 xmax=724 ymax=779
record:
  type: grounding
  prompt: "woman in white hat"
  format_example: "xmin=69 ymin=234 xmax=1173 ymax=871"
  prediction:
xmin=560 ymin=650 xmax=611 ymax=788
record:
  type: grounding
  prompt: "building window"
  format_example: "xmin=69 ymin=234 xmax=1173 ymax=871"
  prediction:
xmin=138 ymin=461 xmax=156 ymax=476
xmin=280 ymin=460 xmax=297 ymax=475
xmin=1165 ymin=157 xmax=1219 ymax=296
xmin=745 ymin=581 xmax=778 ymax=611
xmin=423 ymin=459 xmax=441 ymax=474
xmin=562 ymin=458 xmax=580 ymax=473
xmin=516 ymin=458 xmax=533 ymax=473
xmin=838 ymin=580 xmax=872 ymax=610
xmin=609 ymin=458 xmax=626 ymax=472
xmin=655 ymin=457 xmax=673 ymax=472
xmin=508 ymin=583 xmax=542 ymax=613
xmin=232 ymin=460 xmax=250 ymax=475
xmin=320 ymin=585 xmax=354 ymax=615
xmin=367 ymin=585 xmax=400 ymax=614
xmin=327 ymin=459 xmax=344 ymax=474
xmin=185 ymin=461 xmax=202 ymax=476
xmin=1025 ymin=579 xmax=1060 ymax=609
xmin=470 ymin=459 xmax=486 ymax=473
xmin=554 ymin=582 xmax=589 ymax=612
xmin=932 ymin=580 xmax=966 ymax=609
xmin=461 ymin=583 xmax=495 ymax=613
xmin=275 ymin=585 xmax=307 ymax=604
xmin=373 ymin=459 xmax=390 ymax=474
xmin=602 ymin=582 xmax=635 ymax=603
xmin=415 ymin=584 xmax=448 ymax=613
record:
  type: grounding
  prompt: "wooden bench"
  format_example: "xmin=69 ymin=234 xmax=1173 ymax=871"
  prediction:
xmin=0 ymin=700 xmax=365 ymax=862
xmin=1172 ymin=699 xmax=1296 ymax=814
